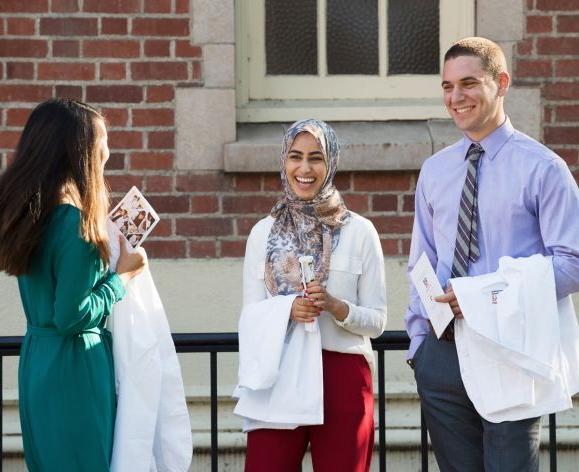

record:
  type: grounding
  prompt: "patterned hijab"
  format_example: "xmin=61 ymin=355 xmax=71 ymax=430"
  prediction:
xmin=264 ymin=119 xmax=350 ymax=296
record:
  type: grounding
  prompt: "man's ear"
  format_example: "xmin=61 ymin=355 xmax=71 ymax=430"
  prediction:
xmin=497 ymin=71 xmax=510 ymax=97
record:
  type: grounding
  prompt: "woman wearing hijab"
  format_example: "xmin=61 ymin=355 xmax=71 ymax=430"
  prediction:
xmin=235 ymin=119 xmax=387 ymax=472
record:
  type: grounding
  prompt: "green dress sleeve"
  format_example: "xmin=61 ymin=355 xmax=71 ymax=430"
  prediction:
xmin=52 ymin=213 xmax=126 ymax=336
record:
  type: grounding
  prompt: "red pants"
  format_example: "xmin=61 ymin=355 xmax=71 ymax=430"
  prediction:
xmin=245 ymin=350 xmax=375 ymax=472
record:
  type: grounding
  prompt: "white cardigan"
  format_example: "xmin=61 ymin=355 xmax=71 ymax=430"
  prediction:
xmin=234 ymin=212 xmax=387 ymax=431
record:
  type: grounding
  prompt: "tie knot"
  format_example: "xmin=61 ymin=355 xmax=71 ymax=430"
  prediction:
xmin=467 ymin=143 xmax=484 ymax=161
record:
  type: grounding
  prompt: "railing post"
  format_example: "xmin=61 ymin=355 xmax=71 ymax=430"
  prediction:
xmin=210 ymin=351 xmax=218 ymax=472
xmin=377 ymin=349 xmax=386 ymax=472
xmin=549 ymin=413 xmax=557 ymax=472
xmin=421 ymin=408 xmax=428 ymax=472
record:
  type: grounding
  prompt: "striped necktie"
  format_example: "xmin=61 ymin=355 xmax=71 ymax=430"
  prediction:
xmin=451 ymin=143 xmax=484 ymax=278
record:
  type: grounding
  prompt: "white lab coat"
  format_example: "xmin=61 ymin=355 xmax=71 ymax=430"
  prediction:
xmin=451 ymin=254 xmax=579 ymax=423
xmin=108 ymin=227 xmax=192 ymax=471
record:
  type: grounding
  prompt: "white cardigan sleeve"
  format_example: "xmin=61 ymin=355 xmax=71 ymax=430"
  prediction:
xmin=333 ymin=220 xmax=388 ymax=338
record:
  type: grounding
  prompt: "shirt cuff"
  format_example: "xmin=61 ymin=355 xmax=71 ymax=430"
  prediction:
xmin=103 ymin=271 xmax=126 ymax=303
xmin=333 ymin=299 xmax=353 ymax=328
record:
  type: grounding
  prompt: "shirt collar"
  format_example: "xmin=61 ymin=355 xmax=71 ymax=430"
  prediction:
xmin=460 ymin=117 xmax=515 ymax=161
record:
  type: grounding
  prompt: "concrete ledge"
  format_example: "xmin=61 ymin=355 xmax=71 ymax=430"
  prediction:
xmin=224 ymin=121 xmax=462 ymax=172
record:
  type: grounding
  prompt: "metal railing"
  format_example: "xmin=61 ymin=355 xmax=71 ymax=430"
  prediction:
xmin=0 ymin=332 xmax=559 ymax=472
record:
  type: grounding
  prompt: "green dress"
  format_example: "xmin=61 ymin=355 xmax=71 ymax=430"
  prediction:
xmin=17 ymin=205 xmax=125 ymax=472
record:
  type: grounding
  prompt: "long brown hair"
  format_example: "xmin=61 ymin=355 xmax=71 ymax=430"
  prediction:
xmin=0 ymin=98 xmax=111 ymax=276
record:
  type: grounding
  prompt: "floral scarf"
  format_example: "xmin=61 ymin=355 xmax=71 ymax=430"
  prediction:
xmin=264 ymin=119 xmax=350 ymax=296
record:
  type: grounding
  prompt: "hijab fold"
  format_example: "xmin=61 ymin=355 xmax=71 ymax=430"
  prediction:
xmin=264 ymin=119 xmax=350 ymax=296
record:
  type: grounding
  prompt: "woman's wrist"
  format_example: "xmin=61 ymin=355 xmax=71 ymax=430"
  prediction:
xmin=328 ymin=296 xmax=349 ymax=322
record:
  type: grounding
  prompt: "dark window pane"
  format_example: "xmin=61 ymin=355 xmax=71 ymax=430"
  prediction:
xmin=327 ymin=0 xmax=378 ymax=75
xmin=388 ymin=0 xmax=439 ymax=75
xmin=266 ymin=0 xmax=317 ymax=75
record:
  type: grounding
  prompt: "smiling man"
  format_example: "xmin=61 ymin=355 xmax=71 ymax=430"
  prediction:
xmin=405 ymin=37 xmax=579 ymax=471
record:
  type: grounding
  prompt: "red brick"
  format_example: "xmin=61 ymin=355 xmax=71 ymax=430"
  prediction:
xmin=263 ymin=174 xmax=283 ymax=191
xmin=544 ymin=106 xmax=553 ymax=124
xmin=517 ymin=38 xmax=534 ymax=55
xmin=342 ymin=194 xmax=368 ymax=213
xmin=148 ymin=131 xmax=174 ymax=149
xmin=372 ymin=194 xmax=398 ymax=212
xmin=132 ymin=108 xmax=174 ymax=126
xmin=6 ymin=108 xmax=32 ymax=127
xmin=334 ymin=172 xmax=351 ymax=191
xmin=51 ymin=0 xmax=78 ymax=12
xmin=83 ymin=0 xmax=140 ymax=13
xmin=0 ymin=0 xmax=48 ymax=12
xmin=558 ymin=14 xmax=579 ymax=32
xmin=132 ymin=18 xmax=189 ymax=36
xmin=236 ymin=217 xmax=260 ymax=236
xmin=149 ymin=219 xmax=171 ymax=237
xmin=0 ymin=131 xmax=22 ymax=148
xmin=0 ymin=21 xmax=4 ymax=36
xmin=556 ymin=59 xmax=579 ymax=77
xmin=53 ymin=40 xmax=79 ymax=57
xmin=86 ymin=85 xmax=143 ymax=103
xmin=526 ymin=15 xmax=552 ymax=33
xmin=401 ymin=238 xmax=412 ymax=255
xmin=100 ymin=63 xmax=126 ymax=81
xmin=369 ymin=216 xmax=414 ymax=234
xmin=516 ymin=59 xmax=552 ymax=78
xmin=234 ymin=174 xmax=262 ymax=191
xmin=175 ymin=40 xmax=202 ymax=58
xmin=175 ymin=0 xmax=189 ymax=13
xmin=145 ymin=175 xmax=173 ymax=192
xmin=109 ymin=131 xmax=143 ymax=149
xmin=105 ymin=174 xmax=143 ymax=192
xmin=354 ymin=172 xmax=412 ymax=191
xmin=176 ymin=173 xmax=231 ymax=192
xmin=40 ymin=18 xmax=97 ymax=36
xmin=527 ymin=0 xmax=535 ymax=9
xmin=402 ymin=194 xmax=415 ymax=212
xmin=131 ymin=62 xmax=188 ymax=81
xmin=553 ymin=148 xmax=578 ymax=166
xmin=537 ymin=37 xmax=579 ymax=55
xmin=222 ymin=195 xmax=277 ymax=214
xmin=129 ymin=152 xmax=173 ymax=169
xmin=146 ymin=85 xmax=175 ymax=103
xmin=84 ymin=40 xmax=140 ymax=58
xmin=144 ymin=0 xmax=171 ymax=13
xmin=147 ymin=195 xmax=189 ymax=213
xmin=105 ymin=153 xmax=125 ymax=170
xmin=0 ymin=40 xmax=47 ymax=58
xmin=145 ymin=240 xmax=186 ymax=258
xmin=537 ymin=0 xmax=579 ymax=10
xmin=6 ymin=18 xmax=36 ymax=35
xmin=101 ymin=17 xmax=128 ymax=35
xmin=188 ymin=240 xmax=216 ymax=258
xmin=38 ymin=62 xmax=95 ymax=80
xmin=6 ymin=62 xmax=34 ymax=80
xmin=192 ymin=61 xmax=201 ymax=80
xmin=54 ymin=85 xmax=82 ymax=100
xmin=144 ymin=40 xmax=171 ymax=57
xmin=543 ymin=83 xmax=579 ymax=100
xmin=0 ymin=85 xmax=51 ymax=102
xmin=556 ymin=105 xmax=579 ymax=122
xmin=176 ymin=218 xmax=232 ymax=236
xmin=544 ymin=126 xmax=579 ymax=144
xmin=190 ymin=195 xmax=218 ymax=213
xmin=221 ymin=240 xmax=246 ymax=257
xmin=102 ymin=108 xmax=128 ymax=127
xmin=380 ymin=239 xmax=399 ymax=256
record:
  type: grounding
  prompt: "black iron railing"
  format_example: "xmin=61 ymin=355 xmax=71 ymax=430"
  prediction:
xmin=0 ymin=332 xmax=559 ymax=472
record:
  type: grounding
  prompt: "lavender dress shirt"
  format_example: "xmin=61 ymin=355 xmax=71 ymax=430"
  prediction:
xmin=406 ymin=118 xmax=579 ymax=358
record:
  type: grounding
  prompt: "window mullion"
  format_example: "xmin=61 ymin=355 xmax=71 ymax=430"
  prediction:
xmin=379 ymin=0 xmax=387 ymax=77
xmin=318 ymin=0 xmax=327 ymax=77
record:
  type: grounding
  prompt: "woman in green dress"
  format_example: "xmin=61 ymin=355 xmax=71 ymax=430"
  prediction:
xmin=0 ymin=99 xmax=147 ymax=471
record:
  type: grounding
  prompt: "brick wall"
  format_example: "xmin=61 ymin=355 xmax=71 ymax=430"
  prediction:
xmin=514 ymin=0 xmax=579 ymax=179
xmin=0 ymin=1 xmax=576 ymax=259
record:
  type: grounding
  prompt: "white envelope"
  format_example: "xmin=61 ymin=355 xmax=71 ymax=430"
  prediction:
xmin=410 ymin=252 xmax=454 ymax=338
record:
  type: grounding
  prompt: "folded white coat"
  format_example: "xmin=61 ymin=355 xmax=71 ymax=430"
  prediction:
xmin=451 ymin=254 xmax=579 ymax=423
xmin=107 ymin=225 xmax=192 ymax=471
xmin=234 ymin=294 xmax=324 ymax=432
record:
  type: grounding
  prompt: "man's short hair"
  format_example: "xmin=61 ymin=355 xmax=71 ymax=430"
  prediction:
xmin=444 ymin=37 xmax=507 ymax=80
